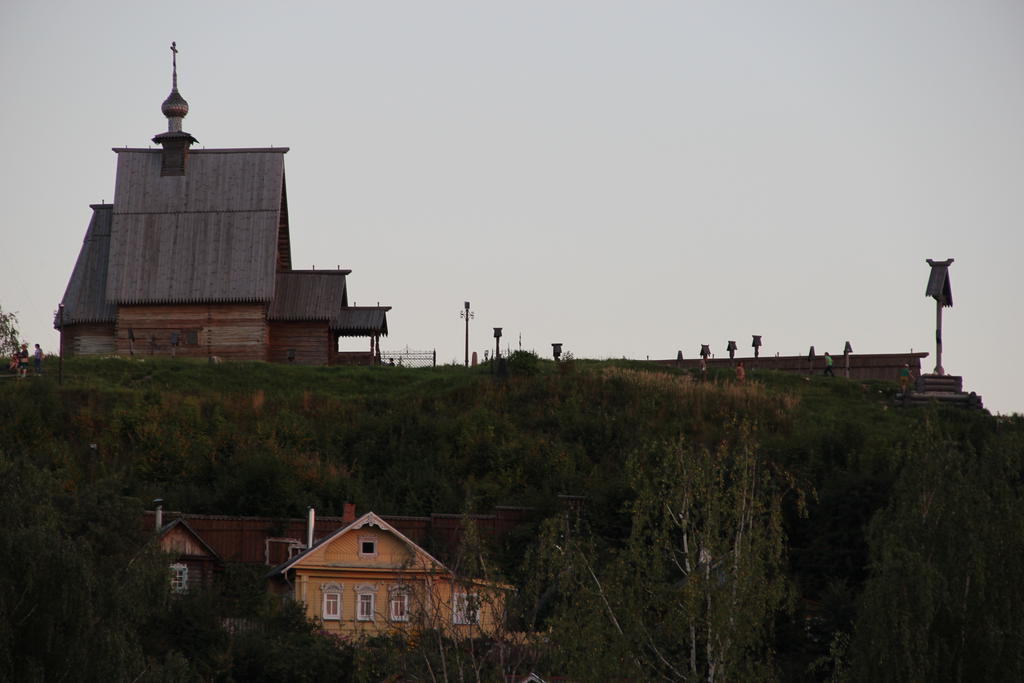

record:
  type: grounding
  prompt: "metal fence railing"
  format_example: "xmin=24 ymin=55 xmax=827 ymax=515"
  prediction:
xmin=380 ymin=348 xmax=436 ymax=368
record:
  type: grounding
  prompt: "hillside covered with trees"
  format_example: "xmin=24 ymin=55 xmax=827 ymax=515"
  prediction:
xmin=2 ymin=354 xmax=1022 ymax=681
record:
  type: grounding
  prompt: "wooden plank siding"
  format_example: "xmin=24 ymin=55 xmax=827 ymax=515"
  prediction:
xmin=115 ymin=304 xmax=268 ymax=361
xmin=62 ymin=323 xmax=117 ymax=356
xmin=268 ymin=321 xmax=332 ymax=365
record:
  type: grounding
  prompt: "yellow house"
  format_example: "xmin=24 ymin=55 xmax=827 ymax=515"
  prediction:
xmin=267 ymin=511 xmax=507 ymax=638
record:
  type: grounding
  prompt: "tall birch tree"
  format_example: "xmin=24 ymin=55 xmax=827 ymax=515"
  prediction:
xmin=544 ymin=424 xmax=795 ymax=681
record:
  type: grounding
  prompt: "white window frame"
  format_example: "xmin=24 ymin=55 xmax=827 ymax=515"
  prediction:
xmin=358 ymin=534 xmax=378 ymax=558
xmin=452 ymin=591 xmax=479 ymax=625
xmin=356 ymin=590 xmax=376 ymax=622
xmin=170 ymin=563 xmax=188 ymax=593
xmin=321 ymin=583 xmax=343 ymax=621
xmin=389 ymin=587 xmax=410 ymax=622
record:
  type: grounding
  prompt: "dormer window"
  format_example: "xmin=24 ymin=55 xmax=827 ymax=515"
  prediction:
xmin=358 ymin=535 xmax=378 ymax=557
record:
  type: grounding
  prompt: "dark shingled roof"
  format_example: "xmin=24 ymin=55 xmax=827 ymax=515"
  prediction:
xmin=105 ymin=148 xmax=288 ymax=304
xmin=267 ymin=270 xmax=350 ymax=321
xmin=333 ymin=307 xmax=390 ymax=336
xmin=267 ymin=272 xmax=389 ymax=335
xmin=925 ymin=258 xmax=953 ymax=307
xmin=57 ymin=205 xmax=117 ymax=327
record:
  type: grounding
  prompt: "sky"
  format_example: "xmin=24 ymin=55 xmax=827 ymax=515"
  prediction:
xmin=1 ymin=1 xmax=1021 ymax=414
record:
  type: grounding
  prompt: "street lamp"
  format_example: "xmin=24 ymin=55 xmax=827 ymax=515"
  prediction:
xmin=493 ymin=327 xmax=502 ymax=361
xmin=726 ymin=340 xmax=738 ymax=359
xmin=552 ymin=343 xmax=563 ymax=361
xmin=460 ymin=301 xmax=474 ymax=367
xmin=752 ymin=335 xmax=762 ymax=359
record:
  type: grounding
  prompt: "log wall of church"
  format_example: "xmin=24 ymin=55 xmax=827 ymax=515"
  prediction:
xmin=62 ymin=323 xmax=117 ymax=356
xmin=115 ymin=304 xmax=268 ymax=361
xmin=268 ymin=321 xmax=331 ymax=365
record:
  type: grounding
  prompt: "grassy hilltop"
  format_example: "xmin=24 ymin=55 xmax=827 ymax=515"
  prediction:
xmin=2 ymin=355 xmax=1022 ymax=681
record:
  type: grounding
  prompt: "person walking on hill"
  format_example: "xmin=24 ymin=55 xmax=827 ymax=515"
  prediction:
xmin=824 ymin=352 xmax=835 ymax=377
xmin=736 ymin=361 xmax=746 ymax=383
xmin=33 ymin=344 xmax=43 ymax=375
xmin=17 ymin=343 xmax=29 ymax=379
xmin=900 ymin=364 xmax=913 ymax=393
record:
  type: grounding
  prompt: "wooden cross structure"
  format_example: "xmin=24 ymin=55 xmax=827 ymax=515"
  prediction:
xmin=925 ymin=258 xmax=954 ymax=376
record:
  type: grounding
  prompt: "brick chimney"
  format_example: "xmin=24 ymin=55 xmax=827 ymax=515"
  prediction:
xmin=343 ymin=502 xmax=357 ymax=524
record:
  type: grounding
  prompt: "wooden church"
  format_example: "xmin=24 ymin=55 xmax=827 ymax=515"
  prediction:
xmin=56 ymin=45 xmax=389 ymax=365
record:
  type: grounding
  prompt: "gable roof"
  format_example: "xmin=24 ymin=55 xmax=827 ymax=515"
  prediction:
xmin=267 ymin=511 xmax=447 ymax=578
xmin=104 ymin=148 xmax=288 ymax=304
xmin=158 ymin=518 xmax=223 ymax=562
xmin=57 ymin=204 xmax=117 ymax=326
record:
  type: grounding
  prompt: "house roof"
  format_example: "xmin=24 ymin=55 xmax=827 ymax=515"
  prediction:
xmin=333 ymin=306 xmax=391 ymax=336
xmin=267 ymin=270 xmax=350 ymax=322
xmin=104 ymin=148 xmax=288 ymax=305
xmin=158 ymin=518 xmax=223 ymax=562
xmin=267 ymin=273 xmax=389 ymax=333
xmin=266 ymin=511 xmax=447 ymax=579
xmin=57 ymin=204 xmax=117 ymax=326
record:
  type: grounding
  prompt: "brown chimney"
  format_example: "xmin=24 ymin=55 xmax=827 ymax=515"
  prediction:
xmin=343 ymin=502 xmax=357 ymax=524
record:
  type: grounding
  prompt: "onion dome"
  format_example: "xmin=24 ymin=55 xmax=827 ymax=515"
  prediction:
xmin=162 ymin=88 xmax=189 ymax=120
xmin=160 ymin=42 xmax=189 ymax=129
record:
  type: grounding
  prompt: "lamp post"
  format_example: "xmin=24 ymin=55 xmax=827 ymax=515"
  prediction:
xmin=726 ymin=340 xmax=738 ymax=359
xmin=493 ymin=327 xmax=502 ymax=361
xmin=752 ymin=335 xmax=762 ymax=359
xmin=843 ymin=341 xmax=853 ymax=379
xmin=808 ymin=346 xmax=815 ymax=375
xmin=460 ymin=301 xmax=474 ymax=367
xmin=552 ymin=343 xmax=562 ymax=362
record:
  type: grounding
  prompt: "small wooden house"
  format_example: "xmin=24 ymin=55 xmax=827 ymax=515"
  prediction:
xmin=157 ymin=518 xmax=223 ymax=593
xmin=56 ymin=47 xmax=388 ymax=365
xmin=267 ymin=512 xmax=508 ymax=638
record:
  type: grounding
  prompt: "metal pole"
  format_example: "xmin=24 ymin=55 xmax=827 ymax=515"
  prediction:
xmin=935 ymin=298 xmax=944 ymax=375
xmin=461 ymin=302 xmax=472 ymax=367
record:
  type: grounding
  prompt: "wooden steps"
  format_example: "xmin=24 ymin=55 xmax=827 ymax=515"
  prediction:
xmin=898 ymin=374 xmax=984 ymax=410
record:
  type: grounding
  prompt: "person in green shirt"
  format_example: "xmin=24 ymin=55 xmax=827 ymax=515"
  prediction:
xmin=824 ymin=352 xmax=834 ymax=377
xmin=900 ymin=364 xmax=913 ymax=393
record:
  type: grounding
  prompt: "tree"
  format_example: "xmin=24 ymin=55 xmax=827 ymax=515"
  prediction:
xmin=0 ymin=303 xmax=19 ymax=360
xmin=542 ymin=425 xmax=796 ymax=681
xmin=0 ymin=459 xmax=174 ymax=681
xmin=849 ymin=424 xmax=1024 ymax=682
